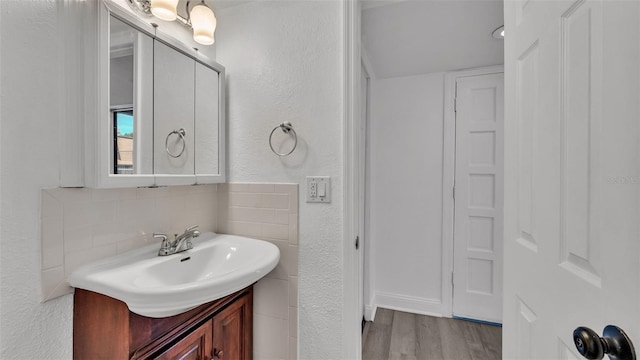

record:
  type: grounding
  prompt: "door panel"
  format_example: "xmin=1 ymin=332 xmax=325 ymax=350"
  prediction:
xmin=151 ymin=319 xmax=212 ymax=360
xmin=212 ymin=293 xmax=252 ymax=360
xmin=504 ymin=0 xmax=640 ymax=358
xmin=453 ymin=73 xmax=504 ymax=323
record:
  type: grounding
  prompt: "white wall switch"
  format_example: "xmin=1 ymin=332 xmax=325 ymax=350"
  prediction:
xmin=306 ymin=176 xmax=331 ymax=203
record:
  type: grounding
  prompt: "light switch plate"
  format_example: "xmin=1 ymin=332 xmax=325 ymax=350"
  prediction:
xmin=306 ymin=176 xmax=331 ymax=203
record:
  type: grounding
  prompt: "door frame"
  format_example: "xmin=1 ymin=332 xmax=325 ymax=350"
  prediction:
xmin=359 ymin=59 xmax=372 ymax=324
xmin=361 ymin=49 xmax=376 ymax=322
xmin=442 ymin=65 xmax=504 ymax=317
xmin=342 ymin=0 xmax=362 ymax=358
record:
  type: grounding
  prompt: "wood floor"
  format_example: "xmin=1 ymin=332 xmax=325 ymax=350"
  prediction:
xmin=362 ymin=308 xmax=502 ymax=360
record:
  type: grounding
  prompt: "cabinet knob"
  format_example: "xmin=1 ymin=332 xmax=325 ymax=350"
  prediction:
xmin=213 ymin=348 xmax=224 ymax=359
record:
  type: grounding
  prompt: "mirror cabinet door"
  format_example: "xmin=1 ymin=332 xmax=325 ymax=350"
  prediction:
xmin=109 ymin=15 xmax=153 ymax=176
xmin=195 ymin=62 xmax=220 ymax=176
xmin=153 ymin=40 xmax=195 ymax=175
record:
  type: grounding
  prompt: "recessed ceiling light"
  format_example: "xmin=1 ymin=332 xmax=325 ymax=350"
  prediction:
xmin=492 ymin=25 xmax=505 ymax=39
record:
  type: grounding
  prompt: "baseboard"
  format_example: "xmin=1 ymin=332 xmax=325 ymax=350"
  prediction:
xmin=375 ymin=291 xmax=444 ymax=317
xmin=364 ymin=304 xmax=376 ymax=321
xmin=453 ymin=315 xmax=502 ymax=327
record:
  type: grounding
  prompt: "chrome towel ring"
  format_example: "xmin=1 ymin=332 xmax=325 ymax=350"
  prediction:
xmin=269 ymin=122 xmax=297 ymax=156
xmin=166 ymin=128 xmax=186 ymax=158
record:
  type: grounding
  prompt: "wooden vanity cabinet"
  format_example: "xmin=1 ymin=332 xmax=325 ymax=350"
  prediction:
xmin=73 ymin=287 xmax=253 ymax=360
xmin=150 ymin=319 xmax=212 ymax=360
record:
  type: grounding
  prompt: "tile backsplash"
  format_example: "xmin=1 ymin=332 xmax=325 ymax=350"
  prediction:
xmin=40 ymin=185 xmax=218 ymax=301
xmin=40 ymin=182 xmax=299 ymax=360
xmin=217 ymin=183 xmax=299 ymax=360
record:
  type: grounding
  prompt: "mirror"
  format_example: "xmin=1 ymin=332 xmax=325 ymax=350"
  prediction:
xmin=153 ymin=39 xmax=195 ymax=175
xmin=109 ymin=15 xmax=153 ymax=175
xmin=106 ymin=10 xmax=225 ymax=186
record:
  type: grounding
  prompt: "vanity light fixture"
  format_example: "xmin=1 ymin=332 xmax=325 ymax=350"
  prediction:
xmin=189 ymin=2 xmax=216 ymax=45
xmin=126 ymin=0 xmax=217 ymax=45
xmin=492 ymin=25 xmax=505 ymax=39
xmin=151 ymin=0 xmax=179 ymax=21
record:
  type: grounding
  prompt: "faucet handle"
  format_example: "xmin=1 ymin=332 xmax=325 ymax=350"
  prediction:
xmin=153 ymin=233 xmax=168 ymax=241
xmin=154 ymin=233 xmax=169 ymax=248
xmin=185 ymin=225 xmax=199 ymax=232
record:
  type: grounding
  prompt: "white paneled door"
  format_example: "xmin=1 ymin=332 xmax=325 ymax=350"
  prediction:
xmin=504 ymin=0 xmax=640 ymax=359
xmin=453 ymin=73 xmax=504 ymax=324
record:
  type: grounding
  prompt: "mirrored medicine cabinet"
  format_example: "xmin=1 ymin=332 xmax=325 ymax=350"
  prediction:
xmin=91 ymin=1 xmax=226 ymax=188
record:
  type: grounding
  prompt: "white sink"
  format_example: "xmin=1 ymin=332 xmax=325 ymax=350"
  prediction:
xmin=68 ymin=232 xmax=279 ymax=318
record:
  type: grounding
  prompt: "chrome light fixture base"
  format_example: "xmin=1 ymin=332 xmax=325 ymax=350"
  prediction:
xmin=125 ymin=0 xmax=154 ymax=18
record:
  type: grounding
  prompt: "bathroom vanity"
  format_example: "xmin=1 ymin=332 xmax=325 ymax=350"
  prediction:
xmin=73 ymin=287 xmax=252 ymax=360
xmin=68 ymin=232 xmax=280 ymax=360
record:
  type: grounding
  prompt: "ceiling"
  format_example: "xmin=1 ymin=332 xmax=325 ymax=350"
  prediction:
xmin=362 ymin=0 xmax=504 ymax=78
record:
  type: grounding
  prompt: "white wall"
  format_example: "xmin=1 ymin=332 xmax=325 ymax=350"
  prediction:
xmin=1 ymin=1 xmax=73 ymax=358
xmin=368 ymin=72 xmax=446 ymax=315
xmin=215 ymin=1 xmax=345 ymax=359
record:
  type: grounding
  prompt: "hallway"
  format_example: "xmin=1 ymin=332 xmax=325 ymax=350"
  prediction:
xmin=362 ymin=308 xmax=502 ymax=360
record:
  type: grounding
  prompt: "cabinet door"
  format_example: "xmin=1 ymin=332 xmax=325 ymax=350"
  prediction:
xmin=194 ymin=61 xmax=220 ymax=180
xmin=153 ymin=40 xmax=195 ymax=180
xmin=212 ymin=294 xmax=252 ymax=360
xmin=152 ymin=319 xmax=212 ymax=360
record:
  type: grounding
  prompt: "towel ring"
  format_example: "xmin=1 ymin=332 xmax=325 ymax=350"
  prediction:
xmin=269 ymin=122 xmax=297 ymax=156
xmin=166 ymin=128 xmax=186 ymax=158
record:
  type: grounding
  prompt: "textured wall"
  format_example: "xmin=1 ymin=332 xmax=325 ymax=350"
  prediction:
xmin=215 ymin=2 xmax=345 ymax=359
xmin=0 ymin=1 xmax=73 ymax=358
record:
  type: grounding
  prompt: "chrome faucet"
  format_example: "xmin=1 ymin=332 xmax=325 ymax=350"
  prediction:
xmin=175 ymin=225 xmax=200 ymax=252
xmin=155 ymin=225 xmax=200 ymax=256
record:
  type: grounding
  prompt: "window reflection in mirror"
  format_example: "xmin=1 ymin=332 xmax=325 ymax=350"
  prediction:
xmin=113 ymin=109 xmax=134 ymax=174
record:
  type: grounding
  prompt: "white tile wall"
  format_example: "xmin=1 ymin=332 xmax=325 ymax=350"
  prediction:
xmin=40 ymin=185 xmax=218 ymax=301
xmin=40 ymin=182 xmax=298 ymax=360
xmin=217 ymin=183 xmax=299 ymax=360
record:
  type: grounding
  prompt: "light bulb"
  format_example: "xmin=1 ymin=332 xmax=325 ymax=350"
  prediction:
xmin=190 ymin=3 xmax=216 ymax=45
xmin=151 ymin=0 xmax=179 ymax=21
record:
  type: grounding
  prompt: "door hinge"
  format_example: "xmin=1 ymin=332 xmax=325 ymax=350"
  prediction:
xmin=355 ymin=236 xmax=360 ymax=250
xmin=451 ymin=272 xmax=454 ymax=287
xmin=453 ymin=186 xmax=456 ymax=200
xmin=454 ymin=98 xmax=457 ymax=113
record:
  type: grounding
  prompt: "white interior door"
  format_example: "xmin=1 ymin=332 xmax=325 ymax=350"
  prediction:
xmin=453 ymin=73 xmax=504 ymax=324
xmin=503 ymin=1 xmax=640 ymax=358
